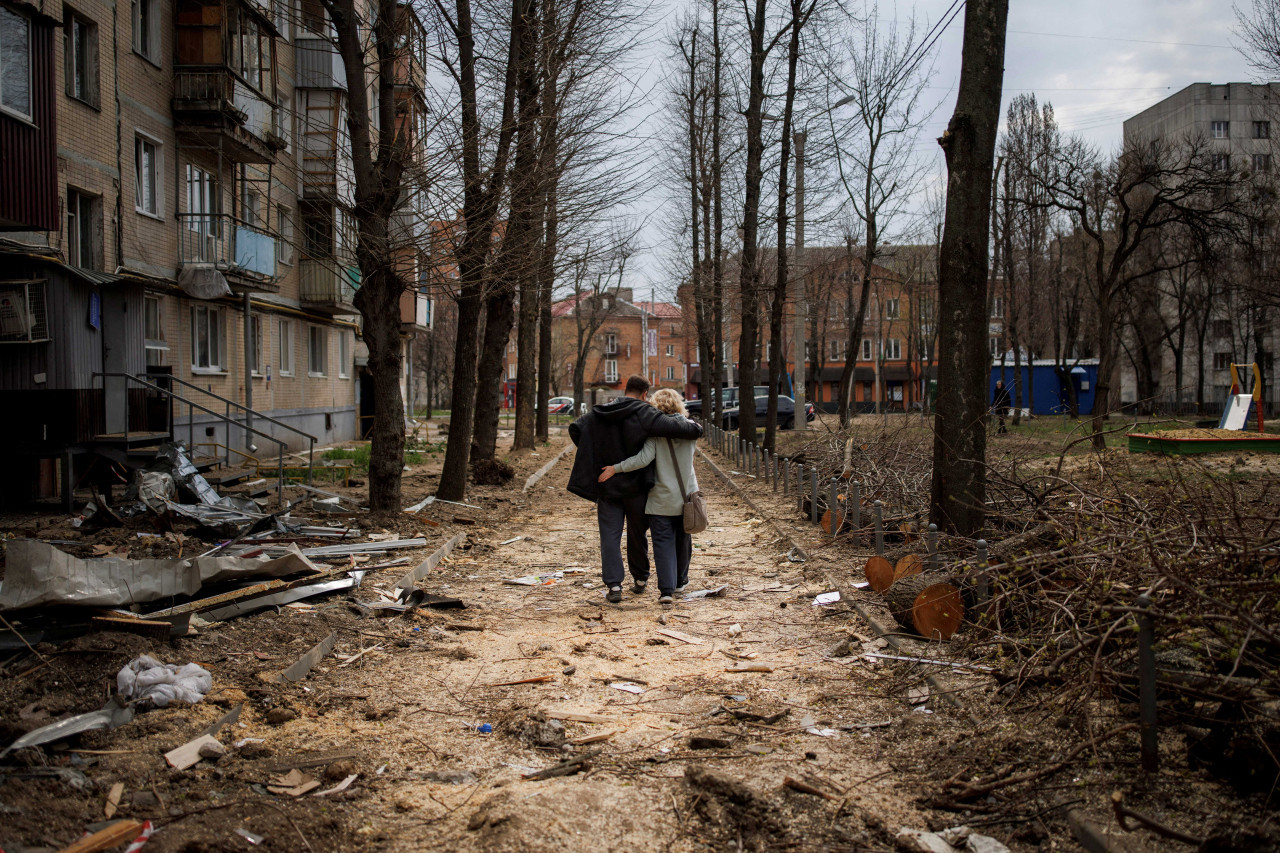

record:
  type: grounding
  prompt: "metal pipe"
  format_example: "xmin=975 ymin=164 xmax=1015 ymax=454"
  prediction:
xmin=851 ymin=479 xmax=861 ymax=534
xmin=927 ymin=523 xmax=939 ymax=571
xmin=243 ymin=293 xmax=254 ymax=451
xmin=975 ymin=539 xmax=989 ymax=617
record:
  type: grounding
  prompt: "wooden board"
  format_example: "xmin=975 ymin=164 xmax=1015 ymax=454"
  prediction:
xmin=655 ymin=628 xmax=705 ymax=645
xmin=164 ymin=734 xmax=222 ymax=770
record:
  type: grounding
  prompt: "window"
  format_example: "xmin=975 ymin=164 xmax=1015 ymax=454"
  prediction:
xmin=276 ymin=207 xmax=294 ymax=264
xmin=191 ymin=306 xmax=225 ymax=371
xmin=605 ymin=332 xmax=618 ymax=355
xmin=239 ymin=166 xmax=261 ymax=227
xmin=885 ymin=298 xmax=900 ymax=319
xmin=64 ymin=10 xmax=99 ymax=108
xmin=0 ymin=5 xmax=32 ymax=120
xmin=666 ymin=366 xmax=675 ymax=380
xmin=507 ymin=361 xmax=516 ymax=380
xmin=186 ymin=165 xmax=218 ymax=222
xmin=991 ymin=296 xmax=1004 ymax=318
xmin=274 ymin=0 xmax=291 ymax=40
xmin=884 ymin=338 xmax=901 ymax=360
xmin=144 ymin=296 xmax=167 ymax=366
xmin=1254 ymin=154 xmax=1271 ymax=173
xmin=1211 ymin=120 xmax=1229 ymax=139
xmin=132 ymin=0 xmax=160 ymax=65
xmin=666 ymin=344 xmax=675 ymax=357
xmin=67 ymin=189 xmax=100 ymax=270
xmin=604 ymin=359 xmax=619 ymax=383
xmin=1254 ymin=121 xmax=1270 ymax=139
xmin=1213 ymin=319 xmax=1232 ymax=337
xmin=861 ymin=339 xmax=872 ymax=361
xmin=308 ymin=325 xmax=327 ymax=376
xmin=338 ymin=331 xmax=349 ymax=378
xmin=1213 ymin=352 xmax=1233 ymax=370
xmin=1212 ymin=153 xmax=1231 ymax=171
xmin=278 ymin=318 xmax=294 ymax=375
xmin=990 ymin=337 xmax=1001 ymax=357
xmin=829 ymin=339 xmax=843 ymax=360
xmin=135 ymin=133 xmax=161 ymax=217
xmin=250 ymin=314 xmax=264 ymax=376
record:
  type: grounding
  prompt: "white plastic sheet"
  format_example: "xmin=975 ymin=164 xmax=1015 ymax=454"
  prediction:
xmin=117 ymin=655 xmax=212 ymax=708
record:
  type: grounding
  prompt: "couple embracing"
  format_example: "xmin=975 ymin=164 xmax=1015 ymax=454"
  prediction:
xmin=567 ymin=375 xmax=702 ymax=605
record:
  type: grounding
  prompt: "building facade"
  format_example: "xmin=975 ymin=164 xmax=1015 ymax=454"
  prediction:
xmin=0 ymin=0 xmax=428 ymax=504
xmin=1122 ymin=82 xmax=1278 ymax=412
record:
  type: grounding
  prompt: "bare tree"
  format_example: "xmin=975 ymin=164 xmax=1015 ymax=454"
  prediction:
xmin=1042 ymin=134 xmax=1248 ymax=447
xmin=826 ymin=5 xmax=936 ymax=428
xmin=929 ymin=0 xmax=1008 ymax=537
xmin=568 ymin=238 xmax=633 ymax=407
xmin=1235 ymin=0 xmax=1280 ymax=79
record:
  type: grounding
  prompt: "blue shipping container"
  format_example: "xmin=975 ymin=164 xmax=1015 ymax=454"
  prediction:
xmin=990 ymin=359 xmax=1098 ymax=416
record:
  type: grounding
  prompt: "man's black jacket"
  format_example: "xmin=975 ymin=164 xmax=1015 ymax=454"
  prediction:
xmin=567 ymin=397 xmax=703 ymax=502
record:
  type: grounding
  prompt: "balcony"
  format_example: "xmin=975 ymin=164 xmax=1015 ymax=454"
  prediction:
xmin=300 ymin=258 xmax=360 ymax=316
xmin=177 ymin=214 xmax=277 ymax=289
xmin=172 ymin=68 xmax=285 ymax=163
xmin=296 ymin=38 xmax=347 ymax=89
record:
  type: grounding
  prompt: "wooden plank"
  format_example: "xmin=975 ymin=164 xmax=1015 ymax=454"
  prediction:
xmin=656 ymin=628 xmax=705 ymax=646
xmin=484 ymin=675 xmax=554 ymax=687
xmin=55 ymin=820 xmax=145 ymax=853
xmin=568 ymin=729 xmax=617 ymax=745
xmin=262 ymin=750 xmax=358 ymax=774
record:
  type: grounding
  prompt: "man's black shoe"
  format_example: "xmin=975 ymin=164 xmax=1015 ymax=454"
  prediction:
xmin=606 ymin=586 xmax=623 ymax=603
xmin=632 ymin=579 xmax=647 ymax=595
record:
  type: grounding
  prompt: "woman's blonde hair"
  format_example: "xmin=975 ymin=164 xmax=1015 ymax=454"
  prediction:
xmin=650 ymin=388 xmax=688 ymax=417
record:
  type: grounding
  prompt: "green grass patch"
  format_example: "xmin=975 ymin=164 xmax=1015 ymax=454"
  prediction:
xmin=323 ymin=443 xmax=424 ymax=470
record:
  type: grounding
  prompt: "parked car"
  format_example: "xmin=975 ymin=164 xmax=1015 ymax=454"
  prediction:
xmin=686 ymin=386 xmax=769 ymax=418
xmin=722 ymin=395 xmax=810 ymax=430
xmin=547 ymin=396 xmax=575 ymax=414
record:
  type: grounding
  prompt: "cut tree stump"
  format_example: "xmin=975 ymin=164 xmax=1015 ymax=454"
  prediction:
xmin=894 ymin=554 xmax=923 ymax=583
xmin=885 ymin=574 xmax=965 ymax=640
xmin=864 ymin=556 xmax=895 ymax=593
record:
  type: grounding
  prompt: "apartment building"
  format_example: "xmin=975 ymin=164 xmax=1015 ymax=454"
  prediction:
xmin=1122 ymin=82 xmax=1278 ymax=411
xmin=0 ymin=0 xmax=429 ymax=504
xmin=549 ymin=289 xmax=687 ymax=405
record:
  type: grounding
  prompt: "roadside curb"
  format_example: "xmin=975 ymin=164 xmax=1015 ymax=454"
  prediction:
xmin=523 ymin=443 xmax=575 ymax=493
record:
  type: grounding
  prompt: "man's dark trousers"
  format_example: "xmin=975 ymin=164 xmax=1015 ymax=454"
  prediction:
xmin=597 ymin=493 xmax=650 ymax=588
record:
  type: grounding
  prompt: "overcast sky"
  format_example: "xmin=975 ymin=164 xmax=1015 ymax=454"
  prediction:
xmin=629 ymin=0 xmax=1256 ymax=299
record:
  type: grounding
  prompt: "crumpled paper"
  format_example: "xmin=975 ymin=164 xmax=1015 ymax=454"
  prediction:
xmin=117 ymin=655 xmax=212 ymax=708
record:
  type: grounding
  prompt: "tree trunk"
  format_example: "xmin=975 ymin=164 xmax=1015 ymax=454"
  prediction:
xmin=474 ymin=288 xmax=518 ymax=460
xmin=929 ymin=0 xmax=1009 ymax=536
xmin=436 ymin=0 xmax=521 ymax=500
xmin=885 ymin=573 xmax=965 ymax=640
xmin=736 ymin=0 xmax=768 ymax=443
xmin=710 ymin=0 xmax=725 ymax=425
xmin=510 ymin=0 xmax=541 ymax=452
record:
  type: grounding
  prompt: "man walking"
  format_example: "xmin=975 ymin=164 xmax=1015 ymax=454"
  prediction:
xmin=992 ymin=379 xmax=1011 ymax=435
xmin=567 ymin=375 xmax=703 ymax=603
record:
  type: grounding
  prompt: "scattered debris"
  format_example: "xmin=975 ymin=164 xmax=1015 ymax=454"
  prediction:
xmin=103 ymin=782 xmax=124 ymax=819
xmin=272 ymin=632 xmax=337 ymax=683
xmin=164 ymin=734 xmax=224 ymax=770
xmin=610 ymin=681 xmax=645 ymax=694
xmin=682 ymin=585 xmax=729 ymax=601
xmin=314 ymin=773 xmax=358 ymax=797
xmin=513 ymin=711 xmax=566 ymax=748
xmin=812 ymin=591 xmax=841 ymax=606
xmin=56 ymin=819 xmax=148 ymax=853
xmin=1 ymin=696 xmax=134 ymax=758
xmin=861 ymin=652 xmax=993 ymax=673
xmin=783 ymin=775 xmax=838 ymax=800
xmin=724 ymin=663 xmax=773 ymax=673
xmin=520 ymin=747 xmax=601 ymax=781
xmin=267 ymin=768 xmax=321 ymax=797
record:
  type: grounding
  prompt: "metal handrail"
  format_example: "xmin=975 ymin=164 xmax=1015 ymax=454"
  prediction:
xmin=95 ymin=372 xmax=295 ymax=504
xmin=194 ymin=442 xmax=260 ymax=469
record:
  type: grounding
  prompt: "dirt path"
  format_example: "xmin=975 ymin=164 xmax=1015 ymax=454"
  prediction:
xmin=317 ymin=445 xmax=935 ymax=851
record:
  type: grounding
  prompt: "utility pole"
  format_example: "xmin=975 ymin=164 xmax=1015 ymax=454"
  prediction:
xmin=791 ymin=130 xmax=806 ymax=429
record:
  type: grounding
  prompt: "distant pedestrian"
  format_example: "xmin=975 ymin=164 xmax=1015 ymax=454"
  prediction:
xmin=598 ymin=389 xmax=699 ymax=605
xmin=992 ymin=379 xmax=1011 ymax=435
xmin=567 ymin=375 xmax=703 ymax=604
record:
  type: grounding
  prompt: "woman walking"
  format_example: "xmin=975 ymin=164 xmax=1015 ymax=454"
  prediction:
xmin=598 ymin=389 xmax=698 ymax=604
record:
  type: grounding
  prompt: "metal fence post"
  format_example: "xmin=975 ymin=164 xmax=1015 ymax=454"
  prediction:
xmin=927 ymin=523 xmax=939 ymax=571
xmin=975 ymin=539 xmax=989 ymax=618
xmin=851 ymin=479 xmax=861 ymax=536
xmin=829 ymin=477 xmax=840 ymax=537
xmin=810 ymin=467 xmax=819 ymax=523
xmin=874 ymin=500 xmax=884 ymax=556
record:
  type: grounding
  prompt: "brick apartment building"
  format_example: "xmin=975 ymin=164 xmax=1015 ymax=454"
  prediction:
xmin=547 ymin=288 xmax=690 ymax=407
xmin=677 ymin=248 xmax=948 ymax=413
xmin=0 ymin=0 xmax=430 ymax=505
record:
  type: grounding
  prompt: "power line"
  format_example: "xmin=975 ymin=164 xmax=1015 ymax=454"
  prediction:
xmin=1008 ymin=29 xmax=1234 ymax=50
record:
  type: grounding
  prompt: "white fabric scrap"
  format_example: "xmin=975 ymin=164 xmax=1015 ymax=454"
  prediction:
xmin=117 ymin=655 xmax=212 ymax=708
